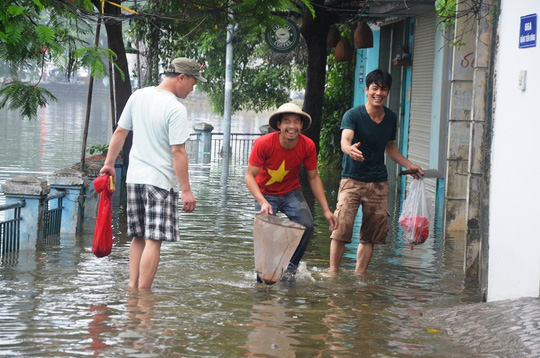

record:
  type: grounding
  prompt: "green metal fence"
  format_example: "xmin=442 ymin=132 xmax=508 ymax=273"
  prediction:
xmin=43 ymin=192 xmax=65 ymax=246
xmin=0 ymin=200 xmax=25 ymax=256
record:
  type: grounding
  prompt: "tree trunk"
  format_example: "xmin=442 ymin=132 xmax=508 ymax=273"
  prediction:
xmin=301 ymin=1 xmax=329 ymax=154
xmin=92 ymin=0 xmax=133 ymax=166
xmin=103 ymin=19 xmax=133 ymax=166
xmin=147 ymin=27 xmax=160 ymax=85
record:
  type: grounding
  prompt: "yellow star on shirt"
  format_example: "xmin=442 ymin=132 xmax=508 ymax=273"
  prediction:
xmin=266 ymin=160 xmax=289 ymax=186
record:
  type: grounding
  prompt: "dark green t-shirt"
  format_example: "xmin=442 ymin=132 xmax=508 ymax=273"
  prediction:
xmin=340 ymin=105 xmax=397 ymax=182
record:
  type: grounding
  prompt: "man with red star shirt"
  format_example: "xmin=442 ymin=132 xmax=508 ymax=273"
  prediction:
xmin=245 ymin=103 xmax=338 ymax=283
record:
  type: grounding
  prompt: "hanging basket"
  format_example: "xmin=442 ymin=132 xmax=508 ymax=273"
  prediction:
xmin=327 ymin=25 xmax=340 ymax=48
xmin=354 ymin=21 xmax=374 ymax=49
xmin=335 ymin=37 xmax=353 ymax=62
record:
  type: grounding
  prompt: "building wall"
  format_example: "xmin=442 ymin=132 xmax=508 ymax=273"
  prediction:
xmin=488 ymin=0 xmax=540 ymax=301
xmin=353 ymin=29 xmax=381 ymax=107
xmin=445 ymin=2 xmax=477 ymax=238
xmin=467 ymin=0 xmax=498 ymax=298
xmin=445 ymin=0 xmax=498 ymax=287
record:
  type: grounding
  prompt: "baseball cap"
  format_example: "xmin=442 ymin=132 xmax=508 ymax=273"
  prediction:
xmin=167 ymin=57 xmax=207 ymax=82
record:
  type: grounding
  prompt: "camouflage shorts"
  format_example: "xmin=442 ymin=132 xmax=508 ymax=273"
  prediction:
xmin=330 ymin=178 xmax=389 ymax=245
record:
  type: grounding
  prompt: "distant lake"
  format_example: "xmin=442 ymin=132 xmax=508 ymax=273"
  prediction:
xmin=0 ymin=81 xmax=271 ymax=193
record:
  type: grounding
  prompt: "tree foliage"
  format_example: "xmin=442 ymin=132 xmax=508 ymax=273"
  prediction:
xmin=318 ymin=55 xmax=354 ymax=166
xmin=129 ymin=0 xmax=312 ymax=115
xmin=0 ymin=0 xmax=119 ymax=119
xmin=435 ymin=0 xmax=457 ymax=31
xmin=73 ymin=46 xmax=123 ymax=80
xmin=0 ymin=80 xmax=56 ymax=118
xmin=435 ymin=0 xmax=499 ymax=47
xmin=129 ymin=0 xmax=356 ymax=162
xmin=1 ymin=0 xmax=356 ymax=165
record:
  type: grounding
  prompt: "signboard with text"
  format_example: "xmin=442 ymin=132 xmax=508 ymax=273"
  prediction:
xmin=265 ymin=19 xmax=300 ymax=53
xmin=519 ymin=13 xmax=537 ymax=49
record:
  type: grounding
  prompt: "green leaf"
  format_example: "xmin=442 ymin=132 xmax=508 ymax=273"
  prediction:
xmin=32 ymin=0 xmax=44 ymax=11
xmin=435 ymin=0 xmax=457 ymax=31
xmin=35 ymin=25 xmax=55 ymax=44
xmin=5 ymin=23 xmax=23 ymax=45
xmin=7 ymin=6 xmax=26 ymax=17
xmin=73 ymin=47 xmax=125 ymax=80
xmin=318 ymin=55 xmax=354 ymax=166
xmin=0 ymin=81 xmax=57 ymax=120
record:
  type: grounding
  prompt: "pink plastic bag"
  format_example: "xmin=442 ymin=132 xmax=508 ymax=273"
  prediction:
xmin=92 ymin=175 xmax=114 ymax=257
xmin=399 ymin=178 xmax=432 ymax=246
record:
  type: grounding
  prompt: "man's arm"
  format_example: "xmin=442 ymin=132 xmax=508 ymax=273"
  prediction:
xmin=306 ymin=169 xmax=338 ymax=231
xmin=244 ymin=163 xmax=273 ymax=215
xmin=100 ymin=126 xmax=130 ymax=182
xmin=172 ymin=143 xmax=196 ymax=212
xmin=385 ymin=141 xmax=424 ymax=177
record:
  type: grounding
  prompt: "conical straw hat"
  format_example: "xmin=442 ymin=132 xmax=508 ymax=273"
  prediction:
xmin=268 ymin=103 xmax=312 ymax=132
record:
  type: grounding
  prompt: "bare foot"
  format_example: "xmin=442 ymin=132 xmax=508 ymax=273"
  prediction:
xmin=324 ymin=267 xmax=339 ymax=277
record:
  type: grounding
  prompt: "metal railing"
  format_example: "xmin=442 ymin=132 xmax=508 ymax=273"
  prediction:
xmin=211 ymin=133 xmax=260 ymax=161
xmin=43 ymin=191 xmax=65 ymax=245
xmin=0 ymin=200 xmax=25 ymax=256
xmin=0 ymin=131 xmax=261 ymax=256
xmin=186 ymin=132 xmax=261 ymax=163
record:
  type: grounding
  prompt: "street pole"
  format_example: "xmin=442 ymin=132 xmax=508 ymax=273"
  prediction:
xmin=222 ymin=17 xmax=234 ymax=157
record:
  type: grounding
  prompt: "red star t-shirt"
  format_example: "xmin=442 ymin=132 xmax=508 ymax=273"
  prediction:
xmin=249 ymin=132 xmax=318 ymax=196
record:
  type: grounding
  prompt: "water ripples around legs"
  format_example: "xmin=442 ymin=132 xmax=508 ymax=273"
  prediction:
xmin=0 ymin=161 xmax=481 ymax=357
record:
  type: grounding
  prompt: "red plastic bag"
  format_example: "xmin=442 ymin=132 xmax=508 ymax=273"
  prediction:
xmin=399 ymin=178 xmax=432 ymax=245
xmin=92 ymin=174 xmax=115 ymax=257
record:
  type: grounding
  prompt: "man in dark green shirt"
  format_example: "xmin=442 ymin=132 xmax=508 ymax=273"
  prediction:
xmin=329 ymin=69 xmax=423 ymax=274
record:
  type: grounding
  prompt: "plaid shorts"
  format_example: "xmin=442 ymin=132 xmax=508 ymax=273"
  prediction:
xmin=126 ymin=183 xmax=179 ymax=242
xmin=330 ymin=178 xmax=389 ymax=245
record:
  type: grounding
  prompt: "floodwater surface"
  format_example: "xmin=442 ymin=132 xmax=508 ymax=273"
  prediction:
xmin=0 ymin=88 xmax=482 ymax=357
xmin=0 ymin=160 xmax=481 ymax=357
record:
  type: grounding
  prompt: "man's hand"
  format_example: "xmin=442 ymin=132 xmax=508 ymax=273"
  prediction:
xmin=99 ymin=165 xmax=116 ymax=183
xmin=406 ymin=164 xmax=424 ymax=180
xmin=324 ymin=210 xmax=339 ymax=231
xmin=258 ymin=202 xmax=273 ymax=215
xmin=349 ymin=142 xmax=364 ymax=162
xmin=181 ymin=190 xmax=196 ymax=212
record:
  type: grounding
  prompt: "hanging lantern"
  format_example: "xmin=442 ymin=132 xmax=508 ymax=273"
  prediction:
xmin=327 ymin=25 xmax=340 ymax=48
xmin=354 ymin=21 xmax=374 ymax=49
xmin=335 ymin=37 xmax=353 ymax=62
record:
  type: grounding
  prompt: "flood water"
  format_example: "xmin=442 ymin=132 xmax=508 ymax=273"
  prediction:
xmin=0 ymin=84 xmax=482 ymax=357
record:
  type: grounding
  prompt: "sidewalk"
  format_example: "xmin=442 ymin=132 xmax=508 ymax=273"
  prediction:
xmin=420 ymin=297 xmax=540 ymax=357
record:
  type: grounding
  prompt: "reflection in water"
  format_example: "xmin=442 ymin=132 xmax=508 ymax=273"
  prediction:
xmin=219 ymin=156 xmax=230 ymax=208
xmin=122 ymin=289 xmax=160 ymax=355
xmin=318 ymin=295 xmax=361 ymax=357
xmin=88 ymin=304 xmax=115 ymax=351
xmin=244 ymin=298 xmax=299 ymax=357
xmin=0 ymin=160 xmax=481 ymax=356
xmin=126 ymin=289 xmax=158 ymax=329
